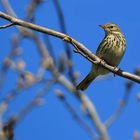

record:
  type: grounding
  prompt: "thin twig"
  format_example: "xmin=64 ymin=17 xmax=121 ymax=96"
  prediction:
xmin=26 ymin=0 xmax=44 ymax=22
xmin=53 ymin=0 xmax=76 ymax=84
xmin=15 ymin=79 xmax=56 ymax=123
xmin=0 ymin=23 xmax=14 ymax=29
xmin=43 ymin=35 xmax=57 ymax=64
xmin=104 ymin=87 xmax=131 ymax=128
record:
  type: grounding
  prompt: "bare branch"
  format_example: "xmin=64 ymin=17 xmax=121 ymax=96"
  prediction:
xmin=26 ymin=0 xmax=44 ymax=22
xmin=51 ymin=67 xmax=109 ymax=140
xmin=104 ymin=81 xmax=132 ymax=128
xmin=53 ymin=0 xmax=76 ymax=84
xmin=14 ymin=79 xmax=56 ymax=123
xmin=55 ymin=90 xmax=98 ymax=140
xmin=0 ymin=23 xmax=14 ymax=29
xmin=43 ymin=36 xmax=57 ymax=64
xmin=0 ymin=11 xmax=139 ymax=84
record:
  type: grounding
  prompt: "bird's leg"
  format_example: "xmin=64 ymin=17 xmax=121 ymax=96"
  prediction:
xmin=99 ymin=58 xmax=118 ymax=77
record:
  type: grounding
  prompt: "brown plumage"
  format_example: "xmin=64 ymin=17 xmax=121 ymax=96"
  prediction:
xmin=76 ymin=23 xmax=126 ymax=90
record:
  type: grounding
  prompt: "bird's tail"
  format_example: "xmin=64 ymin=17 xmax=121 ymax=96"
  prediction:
xmin=76 ymin=71 xmax=97 ymax=91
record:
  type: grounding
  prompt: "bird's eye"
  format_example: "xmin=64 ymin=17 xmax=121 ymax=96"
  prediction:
xmin=110 ymin=26 xmax=114 ymax=28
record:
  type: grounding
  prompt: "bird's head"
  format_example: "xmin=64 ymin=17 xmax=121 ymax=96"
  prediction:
xmin=99 ymin=23 xmax=121 ymax=34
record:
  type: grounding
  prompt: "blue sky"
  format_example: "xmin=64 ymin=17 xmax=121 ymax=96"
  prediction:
xmin=0 ymin=0 xmax=140 ymax=140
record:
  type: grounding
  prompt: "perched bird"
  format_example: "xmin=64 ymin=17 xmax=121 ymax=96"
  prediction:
xmin=76 ymin=23 xmax=126 ymax=90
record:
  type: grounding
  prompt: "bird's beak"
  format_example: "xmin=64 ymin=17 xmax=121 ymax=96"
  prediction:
xmin=99 ymin=25 xmax=105 ymax=29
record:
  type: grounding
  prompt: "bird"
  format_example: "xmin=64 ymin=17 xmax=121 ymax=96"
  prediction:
xmin=76 ymin=23 xmax=126 ymax=90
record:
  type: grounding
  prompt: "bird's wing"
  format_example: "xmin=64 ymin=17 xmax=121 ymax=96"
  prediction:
xmin=96 ymin=36 xmax=108 ymax=57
